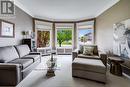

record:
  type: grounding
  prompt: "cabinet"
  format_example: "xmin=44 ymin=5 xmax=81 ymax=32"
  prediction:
xmin=22 ymin=39 xmax=36 ymax=51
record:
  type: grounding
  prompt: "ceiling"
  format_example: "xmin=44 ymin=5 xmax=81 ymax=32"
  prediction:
xmin=15 ymin=0 xmax=120 ymax=21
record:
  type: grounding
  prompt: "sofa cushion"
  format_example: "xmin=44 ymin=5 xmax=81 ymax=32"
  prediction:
xmin=72 ymin=58 xmax=106 ymax=74
xmin=79 ymin=45 xmax=98 ymax=55
xmin=79 ymin=45 xmax=84 ymax=54
xmin=22 ymin=55 xmax=40 ymax=62
xmin=78 ymin=54 xmax=100 ymax=60
xmin=9 ymin=59 xmax=33 ymax=69
xmin=83 ymin=46 xmax=94 ymax=55
xmin=0 ymin=46 xmax=19 ymax=63
xmin=15 ymin=45 xmax=30 ymax=57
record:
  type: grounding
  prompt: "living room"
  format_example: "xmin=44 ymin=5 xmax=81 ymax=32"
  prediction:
xmin=0 ymin=0 xmax=130 ymax=87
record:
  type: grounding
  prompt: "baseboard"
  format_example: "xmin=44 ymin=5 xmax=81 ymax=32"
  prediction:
xmin=123 ymin=73 xmax=130 ymax=79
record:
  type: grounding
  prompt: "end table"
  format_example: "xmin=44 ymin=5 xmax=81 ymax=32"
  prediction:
xmin=108 ymin=56 xmax=124 ymax=76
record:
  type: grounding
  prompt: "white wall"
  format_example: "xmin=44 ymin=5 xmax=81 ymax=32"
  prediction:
xmin=96 ymin=0 xmax=130 ymax=53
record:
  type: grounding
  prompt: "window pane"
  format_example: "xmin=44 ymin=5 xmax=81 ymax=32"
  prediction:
xmin=37 ymin=30 xmax=50 ymax=47
xmin=57 ymin=29 xmax=72 ymax=47
xmin=78 ymin=29 xmax=93 ymax=45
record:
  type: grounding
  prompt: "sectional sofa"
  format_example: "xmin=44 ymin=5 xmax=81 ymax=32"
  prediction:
xmin=0 ymin=45 xmax=41 ymax=86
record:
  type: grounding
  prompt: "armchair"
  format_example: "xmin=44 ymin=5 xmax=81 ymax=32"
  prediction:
xmin=72 ymin=45 xmax=107 ymax=83
xmin=72 ymin=45 xmax=107 ymax=66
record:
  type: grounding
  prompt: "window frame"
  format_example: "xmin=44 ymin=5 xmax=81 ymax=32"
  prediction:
xmin=77 ymin=21 xmax=95 ymax=48
xmin=55 ymin=24 xmax=74 ymax=48
xmin=34 ymin=20 xmax=53 ymax=49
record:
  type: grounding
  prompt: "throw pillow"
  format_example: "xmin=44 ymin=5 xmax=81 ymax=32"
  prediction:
xmin=83 ymin=46 xmax=94 ymax=55
xmin=79 ymin=45 xmax=83 ymax=53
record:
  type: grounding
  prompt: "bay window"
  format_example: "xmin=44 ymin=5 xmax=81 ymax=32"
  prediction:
xmin=37 ymin=30 xmax=50 ymax=47
xmin=77 ymin=20 xmax=94 ymax=46
xmin=55 ymin=24 xmax=74 ymax=47
xmin=35 ymin=20 xmax=52 ymax=48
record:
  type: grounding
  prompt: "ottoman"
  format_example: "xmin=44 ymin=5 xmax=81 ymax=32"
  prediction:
xmin=72 ymin=58 xmax=107 ymax=83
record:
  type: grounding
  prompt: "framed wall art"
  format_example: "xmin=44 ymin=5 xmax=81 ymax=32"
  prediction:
xmin=0 ymin=20 xmax=15 ymax=38
xmin=113 ymin=19 xmax=130 ymax=59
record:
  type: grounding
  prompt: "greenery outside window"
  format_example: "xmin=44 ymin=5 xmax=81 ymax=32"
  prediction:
xmin=56 ymin=28 xmax=72 ymax=47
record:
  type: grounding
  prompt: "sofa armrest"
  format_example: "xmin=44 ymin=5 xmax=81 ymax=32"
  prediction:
xmin=0 ymin=63 xmax=21 ymax=86
xmin=98 ymin=51 xmax=107 ymax=66
xmin=72 ymin=49 xmax=79 ymax=61
xmin=29 ymin=52 xmax=41 ymax=55
xmin=73 ymin=49 xmax=79 ymax=53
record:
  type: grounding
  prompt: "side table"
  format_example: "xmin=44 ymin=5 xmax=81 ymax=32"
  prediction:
xmin=108 ymin=56 xmax=124 ymax=76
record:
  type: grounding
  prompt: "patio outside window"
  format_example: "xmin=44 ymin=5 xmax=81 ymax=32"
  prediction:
xmin=77 ymin=20 xmax=94 ymax=46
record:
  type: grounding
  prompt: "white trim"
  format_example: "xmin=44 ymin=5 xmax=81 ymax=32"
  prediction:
xmin=96 ymin=0 xmax=120 ymax=17
xmin=56 ymin=47 xmax=72 ymax=54
xmin=37 ymin=47 xmax=51 ymax=50
xmin=123 ymin=73 xmax=130 ymax=79
xmin=37 ymin=47 xmax=52 ymax=55
xmin=35 ymin=20 xmax=53 ymax=26
xmin=14 ymin=0 xmax=34 ymax=17
xmin=35 ymin=20 xmax=53 ymax=30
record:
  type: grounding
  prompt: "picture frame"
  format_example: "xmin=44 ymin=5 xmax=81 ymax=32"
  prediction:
xmin=113 ymin=19 xmax=130 ymax=59
xmin=0 ymin=20 xmax=15 ymax=38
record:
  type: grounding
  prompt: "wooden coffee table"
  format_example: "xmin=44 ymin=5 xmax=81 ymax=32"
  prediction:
xmin=108 ymin=56 xmax=124 ymax=76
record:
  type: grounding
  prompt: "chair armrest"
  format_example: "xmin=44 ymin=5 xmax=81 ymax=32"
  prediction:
xmin=29 ymin=52 xmax=41 ymax=55
xmin=98 ymin=51 xmax=107 ymax=66
xmin=72 ymin=49 xmax=79 ymax=53
xmin=72 ymin=49 xmax=79 ymax=61
xmin=0 ymin=63 xmax=21 ymax=86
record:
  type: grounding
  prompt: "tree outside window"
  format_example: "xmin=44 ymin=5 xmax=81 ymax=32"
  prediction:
xmin=37 ymin=30 xmax=50 ymax=47
xmin=57 ymin=29 xmax=72 ymax=47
